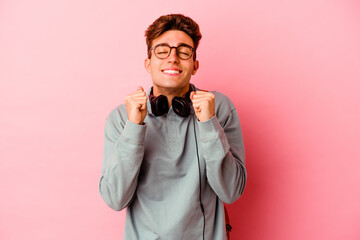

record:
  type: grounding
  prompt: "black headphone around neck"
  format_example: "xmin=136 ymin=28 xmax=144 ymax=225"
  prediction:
xmin=149 ymin=85 xmax=194 ymax=117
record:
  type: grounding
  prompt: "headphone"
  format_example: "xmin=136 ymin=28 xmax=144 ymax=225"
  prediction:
xmin=149 ymin=85 xmax=195 ymax=117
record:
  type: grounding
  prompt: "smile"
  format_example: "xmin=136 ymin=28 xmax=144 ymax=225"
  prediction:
xmin=162 ymin=70 xmax=182 ymax=74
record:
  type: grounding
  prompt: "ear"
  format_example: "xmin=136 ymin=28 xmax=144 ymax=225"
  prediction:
xmin=192 ymin=60 xmax=199 ymax=75
xmin=144 ymin=58 xmax=151 ymax=73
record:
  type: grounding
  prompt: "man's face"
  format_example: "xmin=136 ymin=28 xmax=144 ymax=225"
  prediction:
xmin=144 ymin=30 xmax=199 ymax=96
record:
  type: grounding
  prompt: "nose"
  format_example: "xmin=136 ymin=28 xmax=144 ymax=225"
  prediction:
xmin=167 ymin=47 xmax=180 ymax=63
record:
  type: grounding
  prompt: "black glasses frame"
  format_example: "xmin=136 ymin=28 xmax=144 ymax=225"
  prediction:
xmin=150 ymin=43 xmax=196 ymax=60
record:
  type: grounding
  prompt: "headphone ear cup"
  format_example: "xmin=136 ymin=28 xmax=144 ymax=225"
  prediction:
xmin=151 ymin=95 xmax=169 ymax=116
xmin=172 ymin=97 xmax=191 ymax=117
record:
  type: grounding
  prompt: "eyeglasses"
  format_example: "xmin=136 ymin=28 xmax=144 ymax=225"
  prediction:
xmin=150 ymin=43 xmax=195 ymax=60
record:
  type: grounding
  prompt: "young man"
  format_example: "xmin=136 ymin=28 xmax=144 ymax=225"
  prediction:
xmin=99 ymin=14 xmax=247 ymax=240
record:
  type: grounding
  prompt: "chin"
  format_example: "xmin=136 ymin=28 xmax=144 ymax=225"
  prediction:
xmin=155 ymin=80 xmax=190 ymax=90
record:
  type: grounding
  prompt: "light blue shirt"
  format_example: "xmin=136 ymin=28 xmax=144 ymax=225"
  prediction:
xmin=99 ymin=85 xmax=247 ymax=239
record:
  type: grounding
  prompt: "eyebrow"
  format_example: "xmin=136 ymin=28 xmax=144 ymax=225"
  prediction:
xmin=156 ymin=42 xmax=194 ymax=48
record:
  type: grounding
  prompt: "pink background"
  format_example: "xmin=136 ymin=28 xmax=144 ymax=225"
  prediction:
xmin=1 ymin=0 xmax=360 ymax=239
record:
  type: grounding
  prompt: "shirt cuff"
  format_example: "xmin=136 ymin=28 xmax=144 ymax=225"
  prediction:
xmin=197 ymin=115 xmax=224 ymax=142
xmin=120 ymin=120 xmax=147 ymax=144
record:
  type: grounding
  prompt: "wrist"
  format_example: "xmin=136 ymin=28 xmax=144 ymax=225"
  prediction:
xmin=196 ymin=113 xmax=215 ymax=122
xmin=128 ymin=118 xmax=144 ymax=125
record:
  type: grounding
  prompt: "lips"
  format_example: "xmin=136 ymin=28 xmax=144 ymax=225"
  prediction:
xmin=161 ymin=67 xmax=182 ymax=75
xmin=163 ymin=70 xmax=181 ymax=74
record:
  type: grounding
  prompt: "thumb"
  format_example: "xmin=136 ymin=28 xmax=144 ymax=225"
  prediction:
xmin=137 ymin=86 xmax=144 ymax=91
xmin=190 ymin=91 xmax=195 ymax=101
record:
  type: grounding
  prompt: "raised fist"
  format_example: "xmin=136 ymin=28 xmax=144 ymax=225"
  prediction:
xmin=190 ymin=90 xmax=215 ymax=122
xmin=125 ymin=86 xmax=148 ymax=125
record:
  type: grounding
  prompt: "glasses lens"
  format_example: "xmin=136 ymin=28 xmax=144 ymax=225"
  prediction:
xmin=154 ymin=45 xmax=170 ymax=59
xmin=153 ymin=44 xmax=194 ymax=60
xmin=177 ymin=45 xmax=193 ymax=60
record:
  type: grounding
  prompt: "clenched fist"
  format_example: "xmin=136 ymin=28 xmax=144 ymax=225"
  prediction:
xmin=125 ymin=86 xmax=148 ymax=125
xmin=190 ymin=90 xmax=215 ymax=122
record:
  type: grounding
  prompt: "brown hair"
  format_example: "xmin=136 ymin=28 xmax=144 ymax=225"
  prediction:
xmin=145 ymin=14 xmax=202 ymax=59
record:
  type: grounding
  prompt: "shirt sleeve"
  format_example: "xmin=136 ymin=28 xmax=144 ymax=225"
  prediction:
xmin=99 ymin=111 xmax=147 ymax=211
xmin=197 ymin=95 xmax=247 ymax=204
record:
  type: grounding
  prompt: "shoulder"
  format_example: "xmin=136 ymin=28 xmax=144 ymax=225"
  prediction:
xmin=211 ymin=91 xmax=236 ymax=113
xmin=206 ymin=91 xmax=238 ymax=127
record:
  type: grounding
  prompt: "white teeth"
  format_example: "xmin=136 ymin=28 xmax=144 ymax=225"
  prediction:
xmin=163 ymin=70 xmax=180 ymax=74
